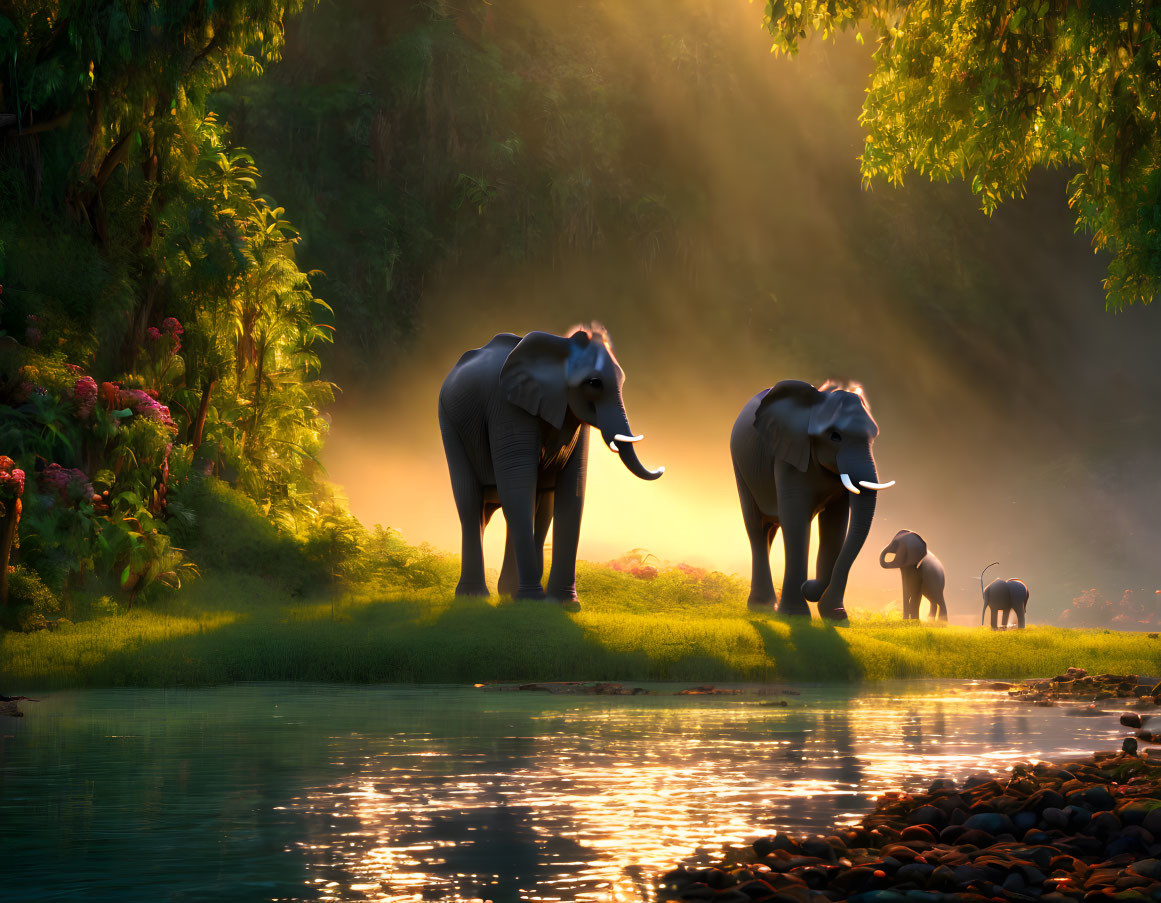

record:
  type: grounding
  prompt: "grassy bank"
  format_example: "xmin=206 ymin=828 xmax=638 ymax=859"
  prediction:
xmin=3 ymin=557 xmax=1160 ymax=689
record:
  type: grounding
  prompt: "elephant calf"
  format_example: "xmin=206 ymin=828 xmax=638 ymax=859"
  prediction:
xmin=879 ymin=529 xmax=948 ymax=620
xmin=730 ymin=379 xmax=895 ymax=620
xmin=438 ymin=325 xmax=663 ymax=602
xmin=980 ymin=563 xmax=1029 ymax=629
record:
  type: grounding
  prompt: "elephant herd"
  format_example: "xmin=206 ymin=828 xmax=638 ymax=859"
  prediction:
xmin=439 ymin=325 xmax=1027 ymax=628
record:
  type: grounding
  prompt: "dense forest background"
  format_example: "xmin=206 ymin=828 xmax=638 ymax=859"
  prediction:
xmin=3 ymin=0 xmax=1161 ymax=623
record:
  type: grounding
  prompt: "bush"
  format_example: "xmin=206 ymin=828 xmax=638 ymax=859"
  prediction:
xmin=169 ymin=476 xmax=329 ymax=594
xmin=3 ymin=564 xmax=59 ymax=630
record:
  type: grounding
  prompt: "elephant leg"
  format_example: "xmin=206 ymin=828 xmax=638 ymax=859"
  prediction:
xmin=492 ymin=427 xmax=548 ymax=599
xmin=927 ymin=585 xmax=948 ymax=621
xmin=1001 ymin=607 xmax=1011 ymax=629
xmin=803 ymin=497 xmax=847 ymax=603
xmin=776 ymin=493 xmax=813 ymax=617
xmin=902 ymin=569 xmax=922 ymax=619
xmin=440 ymin=414 xmax=489 ymax=597
xmin=990 ymin=606 xmax=999 ymax=630
xmin=498 ymin=526 xmax=518 ymax=598
xmin=546 ymin=428 xmax=587 ymax=601
xmin=1015 ymin=604 xmax=1025 ymax=629
xmin=500 ymin=492 xmax=552 ymax=597
xmin=735 ymin=466 xmax=777 ymax=607
xmin=534 ymin=490 xmax=554 ymax=579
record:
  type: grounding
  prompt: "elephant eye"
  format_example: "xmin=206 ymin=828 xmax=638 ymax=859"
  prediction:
xmin=830 ymin=430 xmax=842 ymax=443
xmin=585 ymin=377 xmax=603 ymax=391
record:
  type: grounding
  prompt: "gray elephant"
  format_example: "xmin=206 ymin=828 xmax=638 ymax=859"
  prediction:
xmin=438 ymin=325 xmax=663 ymax=602
xmin=980 ymin=563 xmax=1029 ymax=629
xmin=879 ymin=529 xmax=948 ymax=620
xmin=730 ymin=379 xmax=895 ymax=620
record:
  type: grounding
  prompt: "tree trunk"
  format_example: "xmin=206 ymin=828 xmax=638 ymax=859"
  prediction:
xmin=190 ymin=379 xmax=217 ymax=451
xmin=0 ymin=498 xmax=22 ymax=608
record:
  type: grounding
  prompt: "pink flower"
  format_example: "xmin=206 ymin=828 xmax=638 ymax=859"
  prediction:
xmin=73 ymin=376 xmax=98 ymax=419
xmin=161 ymin=317 xmax=184 ymax=336
xmin=0 ymin=468 xmax=24 ymax=498
xmin=38 ymin=464 xmax=93 ymax=505
xmin=120 ymin=388 xmax=176 ymax=429
xmin=147 ymin=327 xmax=162 ymax=341
xmin=0 ymin=458 xmax=23 ymax=499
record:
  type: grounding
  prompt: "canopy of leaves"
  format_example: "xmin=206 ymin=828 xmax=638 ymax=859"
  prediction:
xmin=0 ymin=0 xmax=338 ymax=601
xmin=764 ymin=0 xmax=1161 ymax=309
xmin=216 ymin=0 xmax=703 ymax=380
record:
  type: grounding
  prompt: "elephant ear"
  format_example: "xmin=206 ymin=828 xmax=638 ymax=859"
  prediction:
xmin=499 ymin=331 xmax=580 ymax=428
xmin=900 ymin=531 xmax=928 ymax=568
xmin=754 ymin=380 xmax=824 ymax=473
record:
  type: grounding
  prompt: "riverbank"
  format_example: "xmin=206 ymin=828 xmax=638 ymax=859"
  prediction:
xmin=659 ymin=744 xmax=1161 ymax=903
xmin=3 ymin=562 xmax=1161 ymax=688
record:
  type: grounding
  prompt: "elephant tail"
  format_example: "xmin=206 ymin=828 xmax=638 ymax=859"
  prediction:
xmin=980 ymin=562 xmax=999 ymax=625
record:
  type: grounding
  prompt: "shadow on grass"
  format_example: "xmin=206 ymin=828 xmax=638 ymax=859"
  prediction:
xmin=21 ymin=593 xmax=669 ymax=687
xmin=750 ymin=616 xmax=864 ymax=681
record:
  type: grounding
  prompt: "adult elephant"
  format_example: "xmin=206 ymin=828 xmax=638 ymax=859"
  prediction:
xmin=730 ymin=380 xmax=895 ymax=619
xmin=980 ymin=563 xmax=1029 ymax=629
xmin=439 ymin=324 xmax=664 ymax=602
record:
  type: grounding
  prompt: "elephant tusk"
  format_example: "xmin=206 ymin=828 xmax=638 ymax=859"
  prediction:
xmin=614 ymin=433 xmax=643 ymax=443
xmin=858 ymin=479 xmax=896 ymax=490
xmin=609 ymin=441 xmax=618 ymax=452
xmin=840 ymin=473 xmax=861 ymax=494
xmin=647 ymin=465 xmax=666 ymax=476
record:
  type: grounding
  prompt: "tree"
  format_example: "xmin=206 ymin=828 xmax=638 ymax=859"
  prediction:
xmin=764 ymin=1 xmax=1161 ymax=308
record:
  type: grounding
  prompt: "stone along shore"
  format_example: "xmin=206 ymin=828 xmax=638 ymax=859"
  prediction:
xmin=658 ymin=680 xmax=1161 ymax=903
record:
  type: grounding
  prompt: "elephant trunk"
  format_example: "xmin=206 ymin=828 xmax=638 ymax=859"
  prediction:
xmin=818 ymin=450 xmax=880 ymax=618
xmin=879 ymin=547 xmax=897 ymax=568
xmin=597 ymin=402 xmax=664 ymax=481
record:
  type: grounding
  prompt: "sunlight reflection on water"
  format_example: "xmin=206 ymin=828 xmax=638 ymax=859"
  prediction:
xmin=1 ymin=683 xmax=1126 ymax=903
xmin=277 ymin=686 xmax=1120 ymax=903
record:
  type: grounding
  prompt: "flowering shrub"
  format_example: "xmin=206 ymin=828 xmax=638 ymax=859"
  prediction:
xmin=72 ymin=376 xmax=97 ymax=419
xmin=0 ymin=456 xmax=25 ymax=498
xmin=606 ymin=549 xmax=660 ymax=580
xmin=1059 ymin=587 xmax=1161 ymax=630
xmin=38 ymin=464 xmax=95 ymax=506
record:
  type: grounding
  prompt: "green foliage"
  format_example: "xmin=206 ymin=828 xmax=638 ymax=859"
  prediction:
xmin=216 ymin=0 xmax=701 ymax=376
xmin=764 ymin=0 xmax=1161 ymax=308
xmin=0 ymin=0 xmax=341 ymax=605
xmin=168 ymin=476 xmax=328 ymax=595
xmin=5 ymin=565 xmax=57 ymax=615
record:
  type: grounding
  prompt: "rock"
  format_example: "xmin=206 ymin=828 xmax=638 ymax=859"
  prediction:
xmin=963 ymin=812 xmax=1014 ymax=835
xmin=1125 ymin=737 xmax=1140 ymax=756
xmin=1122 ymin=712 xmax=1145 ymax=728
xmin=907 ymin=805 xmax=946 ymax=830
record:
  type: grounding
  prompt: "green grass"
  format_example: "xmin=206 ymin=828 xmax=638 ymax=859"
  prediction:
xmin=4 ymin=558 xmax=1161 ymax=689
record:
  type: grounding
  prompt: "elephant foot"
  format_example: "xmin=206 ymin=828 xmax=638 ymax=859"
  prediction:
xmin=747 ymin=593 xmax=777 ymax=611
xmin=775 ymin=598 xmax=810 ymax=617
xmin=515 ymin=584 xmax=547 ymax=601
xmin=801 ymin=579 xmax=827 ymax=603
xmin=818 ymin=606 xmax=849 ymax=624
xmin=546 ymin=583 xmax=579 ymax=604
xmin=455 ymin=581 xmax=490 ymax=598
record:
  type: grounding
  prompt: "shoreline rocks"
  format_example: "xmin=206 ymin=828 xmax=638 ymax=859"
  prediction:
xmin=1005 ymin=668 xmax=1160 ymax=707
xmin=657 ymin=749 xmax=1161 ymax=902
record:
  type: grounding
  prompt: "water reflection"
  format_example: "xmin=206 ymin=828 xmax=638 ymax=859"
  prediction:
xmin=1 ymin=683 xmax=1125 ymax=903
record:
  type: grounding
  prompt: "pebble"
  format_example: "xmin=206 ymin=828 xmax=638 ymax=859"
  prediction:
xmin=657 ymin=749 xmax=1161 ymax=903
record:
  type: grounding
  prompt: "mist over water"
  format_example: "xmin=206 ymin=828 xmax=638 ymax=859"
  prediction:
xmin=318 ymin=0 xmax=1161 ymax=619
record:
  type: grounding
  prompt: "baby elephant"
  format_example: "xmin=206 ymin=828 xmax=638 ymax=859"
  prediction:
xmin=879 ymin=529 xmax=947 ymax=620
xmin=980 ymin=563 xmax=1029 ymax=629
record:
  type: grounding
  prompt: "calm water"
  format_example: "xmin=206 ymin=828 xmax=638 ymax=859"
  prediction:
xmin=0 ymin=682 xmax=1126 ymax=903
